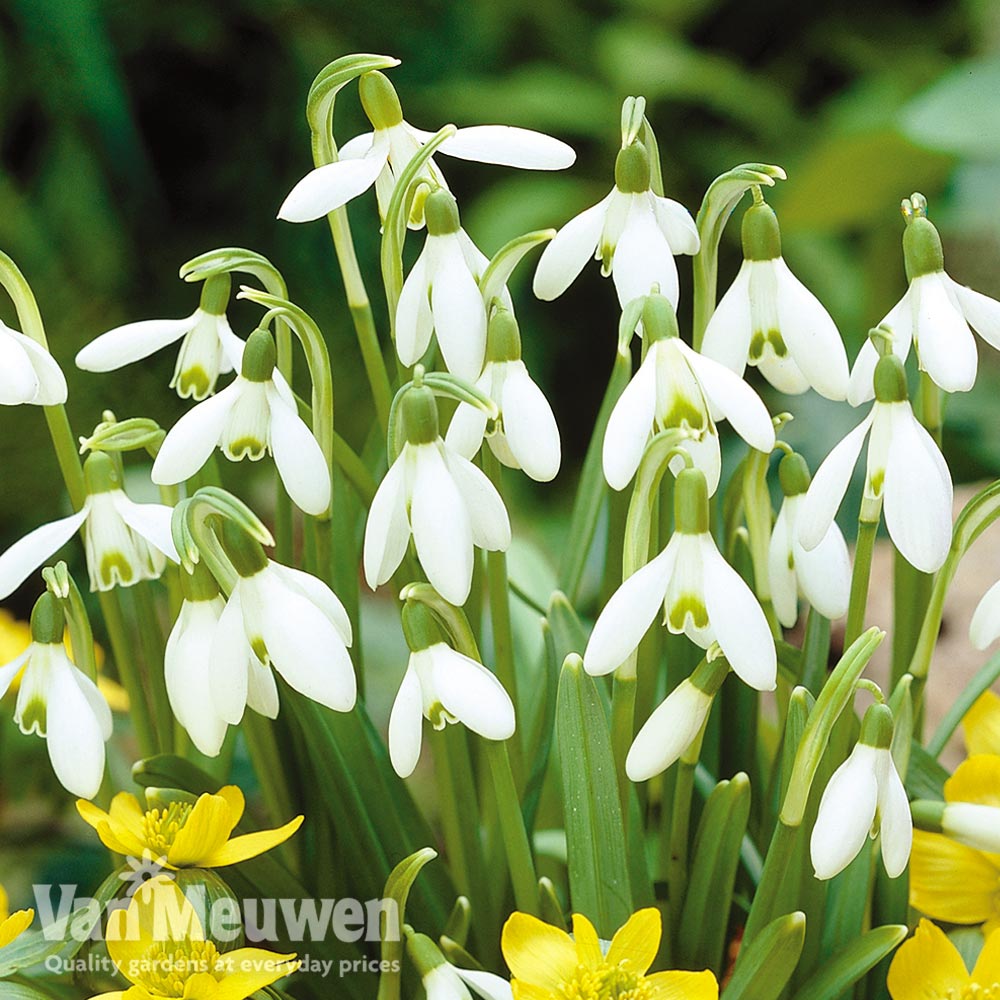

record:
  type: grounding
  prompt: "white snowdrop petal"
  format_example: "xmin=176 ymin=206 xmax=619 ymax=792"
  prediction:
xmin=653 ymin=197 xmax=700 ymax=255
xmin=532 ymin=194 xmax=612 ymax=301
xmin=337 ymin=131 xmax=376 ymax=160
xmin=265 ymin=384 xmax=331 ymax=516
xmin=0 ymin=331 xmax=41 ymax=403
xmin=246 ymin=657 xmax=280 ymax=720
xmin=913 ymin=274 xmax=977 ymax=393
xmin=603 ymin=351 xmax=657 ymax=491
xmin=757 ymin=350 xmax=811 ymax=395
xmin=277 ymin=143 xmax=388 ymax=223
xmin=878 ymin=758 xmax=913 ymax=879
xmin=443 ymin=450 xmax=511 ymax=552
xmin=363 ymin=454 xmax=412 ymax=590
xmin=882 ymin=406 xmax=952 ymax=573
xmin=798 ymin=416 xmax=872 ymax=551
xmin=452 ymin=967 xmax=514 ymax=1000
xmin=75 ymin=315 xmax=196 ymax=372
xmin=445 ymin=401 xmax=489 ymax=460
xmin=209 ymin=588 xmax=252 ymax=726
xmin=0 ymin=650 xmax=30 ymax=701
xmin=110 ymin=494 xmax=179 ymax=562
xmin=952 ymin=280 xmax=1000 ymax=350
xmin=411 ymin=446 xmax=475 ymax=605
xmin=0 ymin=508 xmax=89 ymax=600
xmin=676 ymin=430 xmax=723 ymax=497
xmin=701 ymin=262 xmax=753 ymax=377
xmin=794 ymin=517 xmax=852 ymax=622
xmin=768 ymin=502 xmax=799 ymax=629
xmin=431 ymin=239 xmax=487 ymax=380
xmin=270 ymin=562 xmax=353 ymax=645
xmin=11 ymin=332 xmax=68 ymax=405
xmin=811 ymin=747 xmax=880 ymax=880
xmin=612 ymin=206 xmax=679 ymax=309
xmin=970 ymin=579 xmax=1000 ymax=650
xmin=45 ymin=658 xmax=107 ymax=799
xmin=441 ymin=125 xmax=576 ymax=170
xmin=847 ymin=296 xmax=911 ymax=407
xmin=501 ymin=362 xmax=561 ymax=482
xmin=388 ymin=664 xmax=424 ymax=778
xmin=626 ymin=680 xmax=712 ymax=782
xmin=701 ymin=537 xmax=776 ymax=691
xmin=395 ymin=251 xmax=434 ymax=368
xmin=772 ymin=260 xmax=849 ymax=401
xmin=679 ymin=343 xmax=775 ymax=453
xmin=433 ymin=647 xmax=515 ymax=741
xmin=151 ymin=387 xmax=236 ymax=485
xmin=584 ymin=543 xmax=677 ymax=676
xmin=71 ymin=669 xmax=114 ymax=742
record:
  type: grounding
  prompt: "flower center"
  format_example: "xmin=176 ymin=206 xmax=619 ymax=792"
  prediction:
xmin=944 ymin=986 xmax=1000 ymax=999
xmin=141 ymin=803 xmax=194 ymax=854
xmin=137 ymin=938 xmax=222 ymax=997
xmin=557 ymin=962 xmax=652 ymax=1000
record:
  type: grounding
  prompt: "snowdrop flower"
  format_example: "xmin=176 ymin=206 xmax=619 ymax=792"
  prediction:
xmin=0 ymin=319 xmax=66 ymax=406
xmin=533 ymin=139 xmax=699 ymax=310
xmin=626 ymin=658 xmax=728 ymax=782
xmin=164 ymin=564 xmax=230 ymax=757
xmin=76 ymin=275 xmax=241 ymax=401
xmin=396 ymin=189 xmax=489 ymax=380
xmin=798 ymin=352 xmax=953 ymax=574
xmin=971 ymin=577 xmax=1000 ymax=650
xmin=0 ymin=452 xmax=177 ymax=600
xmin=848 ymin=194 xmax=1000 ymax=405
xmin=389 ymin=601 xmax=515 ymax=778
xmin=811 ymin=703 xmax=911 ymax=880
xmin=209 ymin=521 xmax=356 ymax=726
xmin=603 ymin=294 xmax=775 ymax=495
xmin=408 ymin=929 xmax=513 ymax=1000
xmin=0 ymin=593 xmax=111 ymax=799
xmin=446 ymin=309 xmax=560 ymax=481
xmin=279 ymin=70 xmax=575 ymax=227
xmin=152 ymin=328 xmax=331 ymax=516
xmin=364 ymin=382 xmax=511 ymax=606
xmin=584 ymin=467 xmax=776 ymax=691
xmin=768 ymin=451 xmax=851 ymax=629
xmin=702 ymin=199 xmax=849 ymax=400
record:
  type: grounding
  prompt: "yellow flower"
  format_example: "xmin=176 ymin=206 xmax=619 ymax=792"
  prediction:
xmin=93 ymin=874 xmax=296 ymax=1000
xmin=964 ymin=692 xmax=1000 ymax=757
xmin=888 ymin=918 xmax=1000 ymax=999
xmin=501 ymin=907 xmax=718 ymax=1000
xmin=76 ymin=786 xmax=302 ymax=869
xmin=910 ymin=754 xmax=1000 ymax=933
xmin=0 ymin=884 xmax=34 ymax=949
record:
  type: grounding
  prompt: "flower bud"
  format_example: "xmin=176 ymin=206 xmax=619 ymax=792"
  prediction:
xmin=778 ymin=452 xmax=811 ymax=497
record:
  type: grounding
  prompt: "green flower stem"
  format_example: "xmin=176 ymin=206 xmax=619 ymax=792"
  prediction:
xmin=908 ymin=551 xmax=958 ymax=709
xmin=334 ymin=429 xmax=378 ymax=505
xmin=845 ymin=516 xmax=879 ymax=647
xmin=310 ymin=130 xmax=393 ymax=433
xmin=741 ymin=818 xmax=799 ymax=945
xmin=611 ymin=673 xmax=638 ymax=822
xmin=667 ymin=716 xmax=707 ymax=936
xmin=485 ymin=738 xmax=540 ymax=916
xmin=131 ymin=582 xmax=171 ymax=752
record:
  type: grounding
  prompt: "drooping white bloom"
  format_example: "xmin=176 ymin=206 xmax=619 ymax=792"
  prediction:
xmin=848 ymin=203 xmax=1000 ymax=405
xmin=364 ymin=385 xmax=511 ymax=606
xmin=533 ymin=140 xmax=699 ymax=310
xmin=0 ymin=320 xmax=67 ymax=406
xmin=970 ymin=578 xmax=1000 ymax=650
xmin=585 ymin=468 xmax=776 ymax=692
xmin=626 ymin=661 xmax=727 ymax=782
xmin=395 ymin=189 xmax=489 ymax=380
xmin=423 ymin=963 xmax=513 ymax=1000
xmin=0 ymin=595 xmax=111 ymax=799
xmin=768 ymin=452 xmax=851 ymax=628
xmin=798 ymin=354 xmax=953 ymax=574
xmin=446 ymin=309 xmax=560 ymax=482
xmin=151 ymin=328 xmax=330 ymax=516
xmin=602 ymin=295 xmax=775 ymax=495
xmin=389 ymin=604 xmax=515 ymax=778
xmin=810 ymin=704 xmax=911 ymax=880
xmin=209 ymin=530 xmax=356 ymax=726
xmin=279 ymin=69 xmax=575 ymax=226
xmin=940 ymin=802 xmax=1000 ymax=853
xmin=0 ymin=453 xmax=177 ymax=600
xmin=702 ymin=201 xmax=849 ymax=400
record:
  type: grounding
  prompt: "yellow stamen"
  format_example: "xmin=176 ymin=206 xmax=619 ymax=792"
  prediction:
xmin=141 ymin=802 xmax=194 ymax=855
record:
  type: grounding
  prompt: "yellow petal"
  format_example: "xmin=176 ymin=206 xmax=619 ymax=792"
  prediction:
xmin=216 ymin=786 xmax=246 ymax=827
xmin=0 ymin=883 xmax=8 ymax=922
xmin=86 ymin=993 xmax=127 ymax=1000
xmin=76 ymin=800 xmax=141 ymax=857
xmin=971 ymin=925 xmax=1000 ymax=987
xmin=511 ymin=984 xmax=554 ymax=1000
xmin=887 ymin=919 xmax=970 ymax=1000
xmin=208 ymin=949 xmax=299 ymax=1000
xmin=946 ymin=755 xmax=1000 ymax=808
xmin=0 ymin=908 xmax=33 ymax=948
xmin=97 ymin=676 xmax=130 ymax=714
xmin=168 ymin=794 xmax=238 ymax=867
xmin=182 ymin=973 xmax=220 ymax=998
xmin=571 ymin=913 xmax=603 ymax=967
xmin=645 ymin=970 xmax=719 ymax=1000
xmin=605 ymin=908 xmax=662 ymax=974
xmin=910 ymin=831 xmax=1000 ymax=926
xmin=965 ymin=692 xmax=1000 ymax=757
xmin=200 ymin=816 xmax=304 ymax=868
xmin=501 ymin=912 xmax=578 ymax=989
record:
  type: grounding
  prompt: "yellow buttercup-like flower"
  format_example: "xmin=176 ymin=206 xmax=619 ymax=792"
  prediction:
xmin=76 ymin=786 xmax=302 ymax=869
xmin=93 ymin=875 xmax=297 ymax=1000
xmin=0 ymin=884 xmax=34 ymax=949
xmin=888 ymin=918 xmax=1000 ymax=999
xmin=910 ymin=755 xmax=1000 ymax=933
xmin=964 ymin=692 xmax=1000 ymax=757
xmin=501 ymin=907 xmax=718 ymax=999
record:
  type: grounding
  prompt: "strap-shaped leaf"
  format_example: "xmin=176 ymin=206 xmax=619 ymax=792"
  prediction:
xmin=726 ymin=911 xmax=806 ymax=1000
xmin=789 ymin=925 xmax=906 ymax=1000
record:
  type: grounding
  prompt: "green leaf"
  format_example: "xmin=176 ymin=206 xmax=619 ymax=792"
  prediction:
xmin=377 ymin=849 xmax=438 ymax=1000
xmin=789 ymin=924 xmax=907 ymax=1000
xmin=725 ymin=911 xmax=806 ymax=1000
xmin=556 ymin=654 xmax=632 ymax=937
xmin=906 ymin=741 xmax=950 ymax=801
